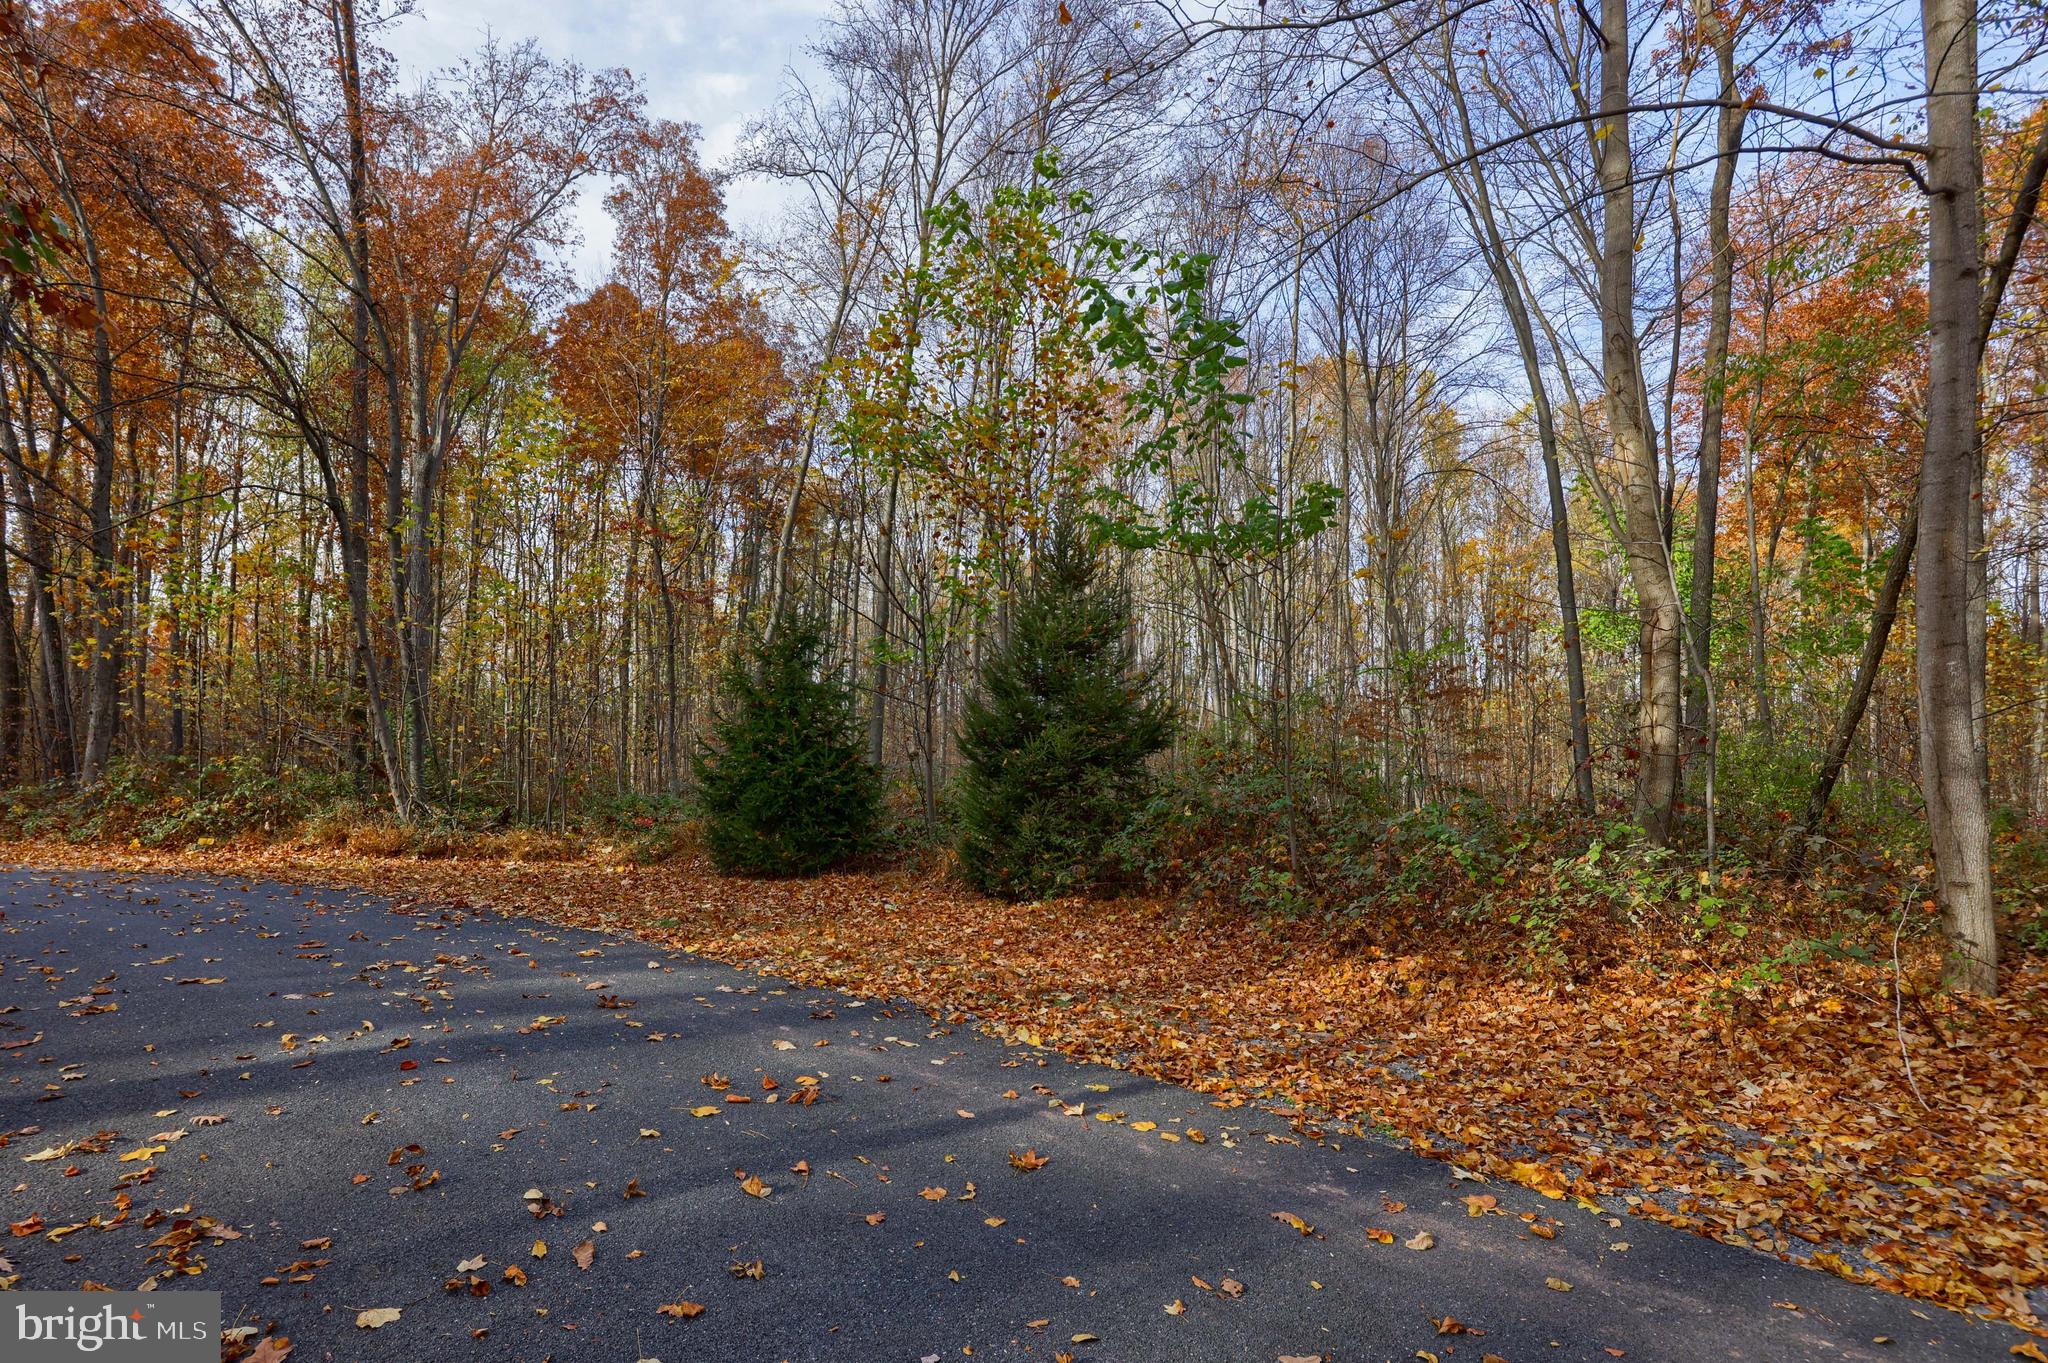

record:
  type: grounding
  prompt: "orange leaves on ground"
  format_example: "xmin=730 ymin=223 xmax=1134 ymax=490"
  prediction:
xmin=20 ymin=836 xmax=2045 ymax=1331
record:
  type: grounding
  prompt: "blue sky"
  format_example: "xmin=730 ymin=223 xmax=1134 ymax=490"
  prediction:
xmin=385 ymin=0 xmax=832 ymax=280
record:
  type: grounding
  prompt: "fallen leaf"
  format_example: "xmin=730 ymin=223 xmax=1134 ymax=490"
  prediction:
xmin=656 ymin=1300 xmax=704 ymax=1319
xmin=572 ymin=1240 xmax=594 ymax=1270
xmin=354 ymin=1308 xmax=400 ymax=1329
xmin=1406 ymin=1231 xmax=1436 ymax=1251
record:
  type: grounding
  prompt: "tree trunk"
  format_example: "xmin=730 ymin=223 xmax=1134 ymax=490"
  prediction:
xmin=1684 ymin=16 xmax=1746 ymax=755
xmin=1917 ymin=0 xmax=1997 ymax=993
xmin=1599 ymin=0 xmax=1683 ymax=844
xmin=1795 ymin=505 xmax=1915 ymax=867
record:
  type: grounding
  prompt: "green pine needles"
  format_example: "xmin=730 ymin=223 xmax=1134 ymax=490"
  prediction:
xmin=957 ymin=521 xmax=1175 ymax=900
xmin=695 ymin=617 xmax=881 ymax=877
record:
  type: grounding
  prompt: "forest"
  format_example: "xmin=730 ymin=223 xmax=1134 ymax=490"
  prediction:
xmin=4 ymin=0 xmax=2044 ymax=990
xmin=2 ymin=0 xmax=2047 ymax=1345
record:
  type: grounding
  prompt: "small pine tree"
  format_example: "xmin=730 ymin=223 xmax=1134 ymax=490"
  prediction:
xmin=958 ymin=520 xmax=1174 ymax=899
xmin=695 ymin=618 xmax=881 ymax=877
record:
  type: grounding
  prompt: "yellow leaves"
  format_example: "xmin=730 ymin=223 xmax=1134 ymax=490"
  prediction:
xmin=119 ymin=1145 xmax=165 ymax=1163
xmin=2009 ymin=1343 xmax=2048 ymax=1362
xmin=1130 ymin=1120 xmax=1157 ymax=1132
xmin=1269 ymin=1211 xmax=1316 ymax=1236
xmin=531 ymin=1239 xmax=547 ymax=1259
xmin=739 ymin=1173 xmax=771 ymax=1198
xmin=1464 ymin=1194 xmax=1501 ymax=1217
xmin=656 ymin=1300 xmax=705 ymax=1319
xmin=1545 ymin=1276 xmax=1573 ymax=1292
xmin=1508 ymin=1160 xmax=1567 ymax=1199
xmin=984 ymin=1216 xmax=1006 ymax=1227
xmin=1364 ymin=1226 xmax=1395 ymax=1244
xmin=1164 ymin=1298 xmax=1185 ymax=1315
xmin=689 ymin=1105 xmax=719 ymax=1118
xmin=354 ymin=1308 xmax=400 ymax=1329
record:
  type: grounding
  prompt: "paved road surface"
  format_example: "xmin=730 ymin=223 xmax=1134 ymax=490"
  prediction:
xmin=0 ymin=866 xmax=2026 ymax=1362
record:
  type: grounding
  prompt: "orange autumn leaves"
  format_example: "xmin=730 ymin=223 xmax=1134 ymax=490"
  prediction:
xmin=10 ymin=833 xmax=2044 ymax=1331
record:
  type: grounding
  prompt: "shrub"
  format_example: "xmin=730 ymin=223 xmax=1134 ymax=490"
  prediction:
xmin=957 ymin=520 xmax=1174 ymax=899
xmin=694 ymin=617 xmax=881 ymax=876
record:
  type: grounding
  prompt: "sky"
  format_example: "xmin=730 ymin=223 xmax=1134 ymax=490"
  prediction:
xmin=384 ymin=0 xmax=834 ymax=283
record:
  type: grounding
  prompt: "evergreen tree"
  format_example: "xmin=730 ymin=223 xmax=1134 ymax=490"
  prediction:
xmin=695 ymin=618 xmax=880 ymax=876
xmin=958 ymin=521 xmax=1174 ymax=899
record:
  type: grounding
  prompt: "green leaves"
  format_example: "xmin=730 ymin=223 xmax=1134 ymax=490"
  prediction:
xmin=694 ymin=620 xmax=881 ymax=878
xmin=956 ymin=518 xmax=1174 ymax=900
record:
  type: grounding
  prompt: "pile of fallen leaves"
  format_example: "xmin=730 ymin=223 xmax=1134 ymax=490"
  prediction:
xmin=6 ymin=833 xmax=2042 ymax=1331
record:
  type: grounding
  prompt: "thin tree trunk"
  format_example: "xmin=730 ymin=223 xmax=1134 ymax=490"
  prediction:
xmin=1684 ymin=14 xmax=1745 ymax=762
xmin=1795 ymin=504 xmax=1915 ymax=867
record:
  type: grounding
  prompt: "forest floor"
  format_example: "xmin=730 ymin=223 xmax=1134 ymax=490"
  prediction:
xmin=2 ymin=835 xmax=2044 ymax=1348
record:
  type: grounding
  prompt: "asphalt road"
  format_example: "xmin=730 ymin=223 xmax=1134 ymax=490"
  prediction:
xmin=0 ymin=866 xmax=2027 ymax=1363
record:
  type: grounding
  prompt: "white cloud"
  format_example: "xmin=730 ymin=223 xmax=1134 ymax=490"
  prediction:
xmin=384 ymin=0 xmax=829 ymax=281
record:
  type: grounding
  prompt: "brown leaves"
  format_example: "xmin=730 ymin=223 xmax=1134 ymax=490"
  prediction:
xmin=571 ymin=1239 xmax=595 ymax=1271
xmin=354 ymin=1308 xmax=400 ymax=1329
xmin=1269 ymin=1211 xmax=1317 ymax=1237
xmin=1008 ymin=1147 xmax=1049 ymax=1171
xmin=46 ymin=829 xmax=2045 ymax=1330
xmin=656 ymin=1300 xmax=704 ymax=1319
xmin=738 ymin=1173 xmax=770 ymax=1198
xmin=245 ymin=1337 xmax=292 ymax=1363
